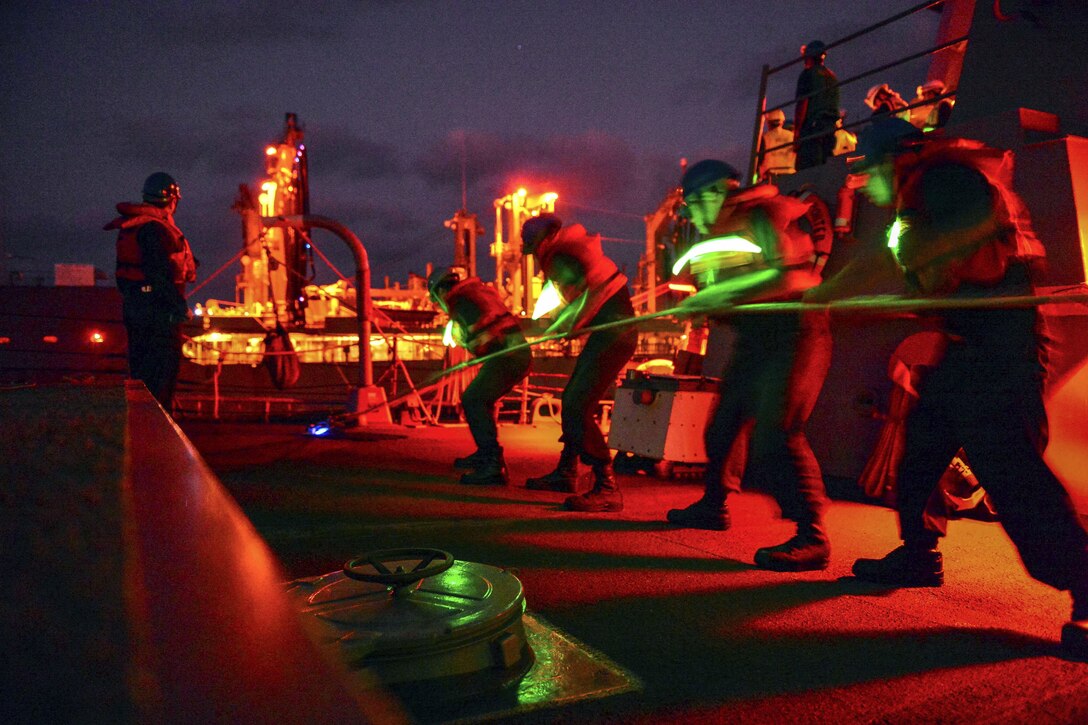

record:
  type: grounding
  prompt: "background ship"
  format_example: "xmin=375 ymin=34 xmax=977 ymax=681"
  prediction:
xmin=174 ymin=111 xmax=688 ymax=423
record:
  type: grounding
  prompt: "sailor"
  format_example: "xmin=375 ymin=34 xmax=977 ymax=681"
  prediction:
xmin=832 ymin=111 xmax=858 ymax=156
xmin=864 ymin=83 xmax=910 ymax=121
xmin=809 ymin=118 xmax=1088 ymax=659
xmin=429 ymin=267 xmax=531 ymax=485
xmin=105 ymin=172 xmax=196 ymax=410
xmin=909 ymin=79 xmax=954 ymax=130
xmin=667 ymin=160 xmax=834 ymax=572
xmin=758 ymin=108 xmax=796 ymax=179
xmin=794 ymin=40 xmax=841 ymax=170
xmin=520 ymin=214 xmax=638 ymax=512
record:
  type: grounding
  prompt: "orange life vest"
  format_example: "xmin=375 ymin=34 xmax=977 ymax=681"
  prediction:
xmin=706 ymin=185 xmax=822 ymax=300
xmin=535 ymin=224 xmax=628 ymax=331
xmin=106 ymin=202 xmax=196 ymax=293
xmin=445 ymin=278 xmax=522 ymax=356
xmin=894 ymin=137 xmax=1044 ymax=287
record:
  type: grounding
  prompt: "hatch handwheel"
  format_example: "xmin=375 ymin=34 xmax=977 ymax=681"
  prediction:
xmin=342 ymin=548 xmax=455 ymax=588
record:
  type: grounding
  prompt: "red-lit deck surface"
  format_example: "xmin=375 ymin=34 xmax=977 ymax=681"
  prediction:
xmin=182 ymin=419 xmax=1088 ymax=724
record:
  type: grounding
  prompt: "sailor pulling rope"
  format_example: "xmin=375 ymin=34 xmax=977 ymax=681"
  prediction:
xmin=316 ymin=289 xmax=1088 ymax=427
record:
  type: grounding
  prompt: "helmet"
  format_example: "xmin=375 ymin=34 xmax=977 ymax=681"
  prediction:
xmin=849 ymin=118 xmax=924 ymax=172
xmin=427 ymin=267 xmax=463 ymax=304
xmin=142 ymin=172 xmax=181 ymax=205
xmin=520 ymin=213 xmax=563 ymax=254
xmin=864 ymin=84 xmax=892 ymax=109
xmin=801 ymin=40 xmax=827 ymax=58
xmin=917 ymin=79 xmax=947 ymax=97
xmin=680 ymin=159 xmax=739 ymax=198
xmin=766 ymin=109 xmax=786 ymax=124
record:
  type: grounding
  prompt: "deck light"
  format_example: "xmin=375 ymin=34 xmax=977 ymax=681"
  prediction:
xmin=307 ymin=421 xmax=332 ymax=437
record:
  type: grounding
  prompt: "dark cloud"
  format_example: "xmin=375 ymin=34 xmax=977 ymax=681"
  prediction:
xmin=322 ymin=198 xmax=422 ymax=240
xmin=0 ymin=215 xmax=95 ymax=269
xmin=147 ymin=1 xmax=358 ymax=47
xmin=307 ymin=126 xmax=402 ymax=182
xmin=107 ymin=113 xmax=275 ymax=178
xmin=310 ymin=195 xmax=446 ymax=271
xmin=414 ymin=129 xmax=639 ymax=208
xmin=103 ymin=112 xmax=401 ymax=188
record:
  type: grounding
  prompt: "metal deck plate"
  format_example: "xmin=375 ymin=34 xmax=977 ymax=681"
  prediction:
xmin=420 ymin=611 xmax=641 ymax=724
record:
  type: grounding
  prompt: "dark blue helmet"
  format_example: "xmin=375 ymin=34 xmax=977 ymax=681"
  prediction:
xmin=142 ymin=172 xmax=181 ymax=204
xmin=849 ymin=118 xmax=924 ymax=172
xmin=521 ymin=213 xmax=563 ymax=253
xmin=680 ymin=159 xmax=740 ymax=198
xmin=802 ymin=40 xmax=827 ymax=58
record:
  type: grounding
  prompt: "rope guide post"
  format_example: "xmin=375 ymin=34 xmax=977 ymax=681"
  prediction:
xmin=261 ymin=214 xmax=390 ymax=425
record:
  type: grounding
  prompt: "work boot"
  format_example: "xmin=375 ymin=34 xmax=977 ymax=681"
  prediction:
xmin=666 ymin=497 xmax=731 ymax=531
xmin=754 ymin=522 xmax=830 ymax=572
xmin=459 ymin=450 xmax=508 ymax=486
xmin=526 ymin=448 xmax=579 ymax=492
xmin=1061 ymin=589 xmax=1088 ymax=661
xmin=453 ymin=449 xmax=488 ymax=471
xmin=852 ymin=543 xmax=944 ymax=587
xmin=564 ymin=461 xmax=622 ymax=512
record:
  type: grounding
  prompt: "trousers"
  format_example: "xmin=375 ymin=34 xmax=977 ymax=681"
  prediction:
xmin=703 ymin=310 xmax=832 ymax=525
xmin=461 ymin=342 xmax=531 ymax=454
xmin=897 ymin=310 xmax=1088 ymax=594
xmin=123 ymin=294 xmax=183 ymax=409
xmin=561 ymin=289 xmax=638 ymax=465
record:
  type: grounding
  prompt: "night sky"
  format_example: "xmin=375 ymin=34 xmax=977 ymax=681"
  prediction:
xmin=1 ymin=1 xmax=939 ymax=302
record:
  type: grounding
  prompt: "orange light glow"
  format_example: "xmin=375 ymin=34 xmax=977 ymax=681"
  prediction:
xmin=89 ymin=331 xmax=104 ymax=344
xmin=517 ymin=188 xmax=527 ymax=197
xmin=259 ymin=181 xmax=277 ymax=216
xmin=43 ymin=335 xmax=58 ymax=344
xmin=542 ymin=192 xmax=559 ymax=203
xmin=265 ymin=146 xmax=277 ymax=156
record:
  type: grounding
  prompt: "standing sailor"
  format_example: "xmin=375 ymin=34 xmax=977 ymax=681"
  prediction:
xmin=105 ymin=172 xmax=196 ymax=410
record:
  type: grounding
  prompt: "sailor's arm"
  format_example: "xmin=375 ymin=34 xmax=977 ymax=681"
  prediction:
xmin=803 ymin=246 xmax=901 ymax=303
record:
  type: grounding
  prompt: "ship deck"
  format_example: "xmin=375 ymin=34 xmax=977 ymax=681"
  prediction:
xmin=181 ymin=418 xmax=1088 ymax=724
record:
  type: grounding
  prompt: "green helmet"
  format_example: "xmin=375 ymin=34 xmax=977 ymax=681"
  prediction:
xmin=142 ymin=172 xmax=181 ymax=205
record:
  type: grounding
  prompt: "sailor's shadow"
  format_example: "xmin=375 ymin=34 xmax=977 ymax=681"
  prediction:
xmin=544 ymin=578 xmax=1059 ymax=703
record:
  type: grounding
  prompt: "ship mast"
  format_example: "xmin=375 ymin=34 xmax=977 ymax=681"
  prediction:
xmin=235 ymin=113 xmax=312 ymax=324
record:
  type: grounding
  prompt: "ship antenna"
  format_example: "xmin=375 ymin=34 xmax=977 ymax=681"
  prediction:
xmin=459 ymin=131 xmax=468 ymax=209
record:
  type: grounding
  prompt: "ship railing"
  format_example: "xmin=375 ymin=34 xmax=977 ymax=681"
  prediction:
xmin=747 ymin=0 xmax=965 ymax=182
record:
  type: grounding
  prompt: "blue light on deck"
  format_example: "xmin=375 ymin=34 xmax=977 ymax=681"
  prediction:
xmin=308 ymin=421 xmax=332 ymax=437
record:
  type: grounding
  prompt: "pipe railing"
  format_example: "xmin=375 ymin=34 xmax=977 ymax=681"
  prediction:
xmin=747 ymin=0 xmax=963 ymax=181
xmin=262 ymin=214 xmax=373 ymax=388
